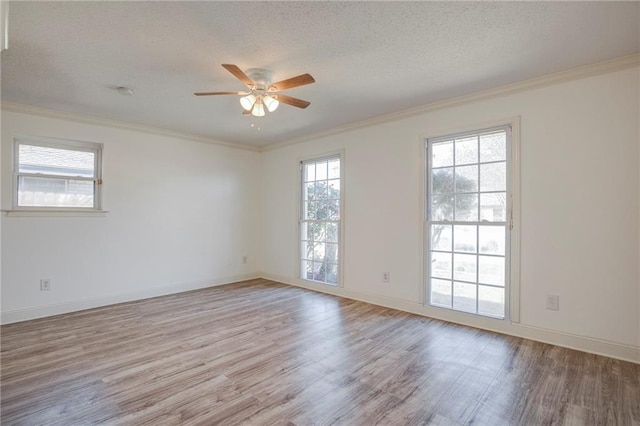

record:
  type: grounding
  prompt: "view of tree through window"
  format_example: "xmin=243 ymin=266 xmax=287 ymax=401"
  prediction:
xmin=427 ymin=128 xmax=510 ymax=318
xmin=300 ymin=157 xmax=341 ymax=285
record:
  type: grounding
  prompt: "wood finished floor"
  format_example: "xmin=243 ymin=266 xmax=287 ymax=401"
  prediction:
xmin=1 ymin=279 xmax=639 ymax=426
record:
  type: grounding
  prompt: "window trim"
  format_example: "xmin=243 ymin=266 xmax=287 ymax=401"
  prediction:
xmin=11 ymin=135 xmax=104 ymax=213
xmin=297 ymin=150 xmax=345 ymax=288
xmin=421 ymin=117 xmax=521 ymax=323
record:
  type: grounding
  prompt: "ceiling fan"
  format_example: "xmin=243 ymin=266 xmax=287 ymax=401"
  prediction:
xmin=195 ymin=64 xmax=315 ymax=117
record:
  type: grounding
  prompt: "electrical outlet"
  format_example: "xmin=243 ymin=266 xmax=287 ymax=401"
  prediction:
xmin=242 ymin=256 xmax=248 ymax=264
xmin=546 ymin=295 xmax=559 ymax=311
xmin=383 ymin=272 xmax=390 ymax=283
xmin=40 ymin=279 xmax=51 ymax=291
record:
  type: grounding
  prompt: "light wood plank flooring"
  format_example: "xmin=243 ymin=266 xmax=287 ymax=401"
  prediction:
xmin=2 ymin=279 xmax=639 ymax=425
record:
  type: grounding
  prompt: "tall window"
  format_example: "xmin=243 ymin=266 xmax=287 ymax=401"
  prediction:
xmin=300 ymin=156 xmax=341 ymax=285
xmin=14 ymin=136 xmax=103 ymax=210
xmin=426 ymin=126 xmax=511 ymax=318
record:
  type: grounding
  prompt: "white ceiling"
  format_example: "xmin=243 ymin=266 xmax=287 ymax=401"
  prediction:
xmin=1 ymin=2 xmax=638 ymax=148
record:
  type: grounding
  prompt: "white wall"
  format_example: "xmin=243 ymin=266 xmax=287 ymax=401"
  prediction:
xmin=261 ymin=67 xmax=640 ymax=361
xmin=1 ymin=110 xmax=261 ymax=321
xmin=1 ymin=66 xmax=638 ymax=363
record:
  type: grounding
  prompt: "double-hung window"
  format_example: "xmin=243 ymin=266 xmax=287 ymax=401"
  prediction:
xmin=426 ymin=126 xmax=511 ymax=318
xmin=14 ymin=136 xmax=103 ymax=210
xmin=300 ymin=155 xmax=342 ymax=286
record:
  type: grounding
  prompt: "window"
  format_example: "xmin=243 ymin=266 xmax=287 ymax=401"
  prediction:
xmin=426 ymin=126 xmax=511 ymax=318
xmin=300 ymin=155 xmax=342 ymax=285
xmin=14 ymin=136 xmax=103 ymax=210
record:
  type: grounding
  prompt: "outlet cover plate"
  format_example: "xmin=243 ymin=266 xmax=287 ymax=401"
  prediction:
xmin=40 ymin=279 xmax=51 ymax=291
xmin=546 ymin=295 xmax=559 ymax=310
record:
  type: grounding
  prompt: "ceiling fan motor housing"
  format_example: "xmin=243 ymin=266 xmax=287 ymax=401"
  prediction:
xmin=245 ymin=68 xmax=273 ymax=89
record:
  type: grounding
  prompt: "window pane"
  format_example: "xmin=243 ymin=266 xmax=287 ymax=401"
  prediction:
xmin=316 ymin=161 xmax=328 ymax=180
xmin=432 ymin=168 xmax=454 ymax=194
xmin=455 ymin=165 xmax=478 ymax=193
xmin=18 ymin=176 xmax=94 ymax=208
xmin=453 ymin=282 xmax=476 ymax=313
xmin=304 ymin=182 xmax=315 ymax=201
xmin=432 ymin=141 xmax=453 ymax=168
xmin=19 ymin=144 xmax=95 ymax=178
xmin=302 ymin=241 xmax=314 ymax=260
xmin=305 ymin=202 xmax=316 ymax=219
xmin=326 ymin=264 xmax=338 ymax=285
xmin=478 ymin=256 xmax=505 ymax=286
xmin=453 ymin=253 xmax=477 ymax=282
xmin=328 ymin=179 xmax=340 ymax=199
xmin=302 ymin=260 xmax=314 ymax=280
xmin=453 ymin=225 xmax=476 ymax=253
xmin=304 ymin=163 xmax=315 ymax=181
xmin=431 ymin=279 xmax=452 ymax=307
xmin=479 ymin=226 xmax=505 ymax=255
xmin=480 ymin=162 xmax=506 ymax=192
xmin=432 ymin=194 xmax=454 ymax=221
xmin=455 ymin=136 xmax=477 ymax=165
xmin=325 ymin=243 xmax=338 ymax=264
xmin=316 ymin=203 xmax=329 ymax=220
xmin=315 ymin=181 xmax=328 ymax=199
xmin=455 ymin=194 xmax=478 ymax=221
xmin=480 ymin=192 xmax=506 ymax=222
xmin=431 ymin=252 xmax=452 ymax=279
xmin=480 ymin=132 xmax=506 ymax=162
xmin=431 ymin=224 xmax=452 ymax=252
xmin=478 ymin=285 xmax=505 ymax=318
xmin=328 ymin=200 xmax=340 ymax=220
xmin=308 ymin=222 xmax=324 ymax=242
xmin=328 ymin=159 xmax=340 ymax=179
xmin=312 ymin=242 xmax=325 ymax=261
xmin=326 ymin=222 xmax=338 ymax=243
xmin=313 ymin=262 xmax=325 ymax=281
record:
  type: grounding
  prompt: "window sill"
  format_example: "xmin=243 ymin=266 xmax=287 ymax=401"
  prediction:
xmin=3 ymin=209 xmax=109 ymax=217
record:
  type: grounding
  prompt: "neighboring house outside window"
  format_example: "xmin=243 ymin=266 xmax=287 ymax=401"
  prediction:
xmin=13 ymin=136 xmax=103 ymax=210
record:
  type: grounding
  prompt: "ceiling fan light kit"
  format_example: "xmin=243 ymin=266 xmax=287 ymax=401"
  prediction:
xmin=263 ymin=95 xmax=279 ymax=112
xmin=195 ymin=64 xmax=315 ymax=118
xmin=240 ymin=94 xmax=256 ymax=111
xmin=252 ymin=99 xmax=265 ymax=117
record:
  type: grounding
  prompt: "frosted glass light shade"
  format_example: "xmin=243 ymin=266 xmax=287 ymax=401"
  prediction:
xmin=240 ymin=95 xmax=256 ymax=111
xmin=263 ymin=95 xmax=279 ymax=112
xmin=252 ymin=102 xmax=265 ymax=117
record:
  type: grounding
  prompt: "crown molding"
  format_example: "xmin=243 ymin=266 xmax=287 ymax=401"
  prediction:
xmin=262 ymin=53 xmax=640 ymax=152
xmin=3 ymin=53 xmax=637 ymax=154
xmin=0 ymin=102 xmax=261 ymax=152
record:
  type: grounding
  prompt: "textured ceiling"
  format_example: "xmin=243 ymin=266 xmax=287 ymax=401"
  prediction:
xmin=1 ymin=2 xmax=639 ymax=147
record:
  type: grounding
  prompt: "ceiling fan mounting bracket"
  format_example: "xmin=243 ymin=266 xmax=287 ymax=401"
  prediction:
xmin=244 ymin=68 xmax=272 ymax=88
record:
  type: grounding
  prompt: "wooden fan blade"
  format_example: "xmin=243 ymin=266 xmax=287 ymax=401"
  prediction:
xmin=269 ymin=74 xmax=315 ymax=91
xmin=222 ymin=64 xmax=255 ymax=88
xmin=276 ymin=94 xmax=311 ymax=109
xmin=242 ymin=109 xmax=251 ymax=114
xmin=194 ymin=91 xmax=244 ymax=96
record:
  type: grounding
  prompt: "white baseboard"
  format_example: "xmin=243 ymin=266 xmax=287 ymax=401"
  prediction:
xmin=260 ymin=273 xmax=640 ymax=364
xmin=0 ymin=273 xmax=260 ymax=324
xmin=3 ymin=272 xmax=637 ymax=364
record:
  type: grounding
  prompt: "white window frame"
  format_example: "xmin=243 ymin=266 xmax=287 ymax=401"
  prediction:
xmin=298 ymin=152 xmax=344 ymax=287
xmin=423 ymin=120 xmax=520 ymax=321
xmin=12 ymin=135 xmax=104 ymax=212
